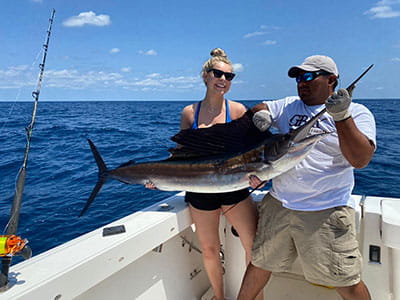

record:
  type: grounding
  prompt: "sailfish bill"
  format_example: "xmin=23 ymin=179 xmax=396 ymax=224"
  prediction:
xmin=80 ymin=108 xmax=329 ymax=216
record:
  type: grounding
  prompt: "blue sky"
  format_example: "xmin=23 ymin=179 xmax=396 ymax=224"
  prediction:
xmin=1 ymin=0 xmax=399 ymax=101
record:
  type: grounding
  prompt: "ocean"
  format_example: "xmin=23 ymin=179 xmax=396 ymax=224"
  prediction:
xmin=0 ymin=99 xmax=399 ymax=263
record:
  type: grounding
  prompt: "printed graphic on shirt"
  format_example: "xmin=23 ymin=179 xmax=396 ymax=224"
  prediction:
xmin=289 ymin=114 xmax=330 ymax=135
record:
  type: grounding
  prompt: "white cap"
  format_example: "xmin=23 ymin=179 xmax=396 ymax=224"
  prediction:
xmin=288 ymin=55 xmax=339 ymax=77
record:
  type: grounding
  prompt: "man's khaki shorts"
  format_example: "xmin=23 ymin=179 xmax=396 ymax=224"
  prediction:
xmin=251 ymin=193 xmax=362 ymax=287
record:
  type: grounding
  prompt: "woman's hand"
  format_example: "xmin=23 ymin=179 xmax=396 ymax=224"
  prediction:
xmin=249 ymin=175 xmax=267 ymax=190
xmin=145 ymin=181 xmax=157 ymax=190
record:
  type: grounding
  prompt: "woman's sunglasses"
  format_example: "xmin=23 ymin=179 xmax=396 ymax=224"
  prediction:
xmin=207 ymin=68 xmax=236 ymax=81
xmin=295 ymin=71 xmax=331 ymax=83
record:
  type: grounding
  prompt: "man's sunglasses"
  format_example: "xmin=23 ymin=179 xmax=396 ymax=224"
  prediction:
xmin=207 ymin=68 xmax=236 ymax=81
xmin=295 ymin=71 xmax=331 ymax=83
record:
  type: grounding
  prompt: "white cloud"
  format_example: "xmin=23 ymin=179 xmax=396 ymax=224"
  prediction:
xmin=139 ymin=49 xmax=158 ymax=56
xmin=377 ymin=0 xmax=400 ymax=5
xmin=110 ymin=48 xmax=120 ymax=54
xmin=263 ymin=40 xmax=277 ymax=45
xmin=365 ymin=2 xmax=400 ymax=18
xmin=243 ymin=31 xmax=267 ymax=39
xmin=147 ymin=73 xmax=161 ymax=78
xmin=121 ymin=67 xmax=132 ymax=73
xmin=232 ymin=63 xmax=244 ymax=72
xmin=392 ymin=57 xmax=400 ymax=61
xmin=47 ymin=69 xmax=79 ymax=78
xmin=31 ymin=0 xmax=43 ymax=3
xmin=0 ymin=65 xmax=29 ymax=78
xmin=9 ymin=65 xmax=29 ymax=72
xmin=244 ymin=25 xmax=280 ymax=39
xmin=62 ymin=11 xmax=111 ymax=27
xmin=131 ymin=78 xmax=163 ymax=87
xmin=160 ymin=76 xmax=199 ymax=84
xmin=0 ymin=65 xmax=204 ymax=92
xmin=0 ymin=66 xmax=35 ymax=88
xmin=117 ymin=74 xmax=200 ymax=90
xmin=44 ymin=69 xmax=123 ymax=89
xmin=260 ymin=25 xmax=281 ymax=30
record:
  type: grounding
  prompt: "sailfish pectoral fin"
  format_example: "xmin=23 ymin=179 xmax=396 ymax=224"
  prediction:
xmin=79 ymin=139 xmax=110 ymax=217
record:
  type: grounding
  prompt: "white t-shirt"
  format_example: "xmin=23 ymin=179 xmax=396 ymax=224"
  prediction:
xmin=264 ymin=96 xmax=376 ymax=211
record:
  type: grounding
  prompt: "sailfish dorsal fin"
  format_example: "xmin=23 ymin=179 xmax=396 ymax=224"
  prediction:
xmin=168 ymin=110 xmax=272 ymax=160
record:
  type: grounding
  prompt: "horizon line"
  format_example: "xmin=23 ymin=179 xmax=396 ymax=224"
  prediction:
xmin=0 ymin=97 xmax=399 ymax=102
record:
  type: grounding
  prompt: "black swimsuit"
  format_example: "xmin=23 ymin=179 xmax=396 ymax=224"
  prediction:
xmin=185 ymin=100 xmax=250 ymax=210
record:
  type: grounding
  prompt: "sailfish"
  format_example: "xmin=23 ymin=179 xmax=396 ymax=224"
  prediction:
xmin=79 ymin=107 xmax=329 ymax=216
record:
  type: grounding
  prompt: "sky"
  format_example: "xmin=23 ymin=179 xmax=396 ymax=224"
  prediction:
xmin=0 ymin=0 xmax=399 ymax=101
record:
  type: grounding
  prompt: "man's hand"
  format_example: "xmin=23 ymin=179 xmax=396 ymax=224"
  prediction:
xmin=249 ymin=175 xmax=267 ymax=190
xmin=325 ymin=88 xmax=352 ymax=122
xmin=252 ymin=110 xmax=272 ymax=132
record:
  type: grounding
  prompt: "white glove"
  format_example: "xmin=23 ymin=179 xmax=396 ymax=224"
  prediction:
xmin=325 ymin=88 xmax=352 ymax=122
xmin=252 ymin=110 xmax=272 ymax=132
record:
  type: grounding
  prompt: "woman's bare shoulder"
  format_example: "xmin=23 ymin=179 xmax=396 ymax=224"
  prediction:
xmin=181 ymin=102 xmax=197 ymax=129
xmin=228 ymin=100 xmax=248 ymax=119
xmin=182 ymin=103 xmax=196 ymax=113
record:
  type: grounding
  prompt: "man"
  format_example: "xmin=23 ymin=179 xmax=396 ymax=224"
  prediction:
xmin=238 ymin=55 xmax=375 ymax=300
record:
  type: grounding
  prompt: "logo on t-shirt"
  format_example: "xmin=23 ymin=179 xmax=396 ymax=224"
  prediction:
xmin=289 ymin=114 xmax=309 ymax=127
xmin=289 ymin=114 xmax=328 ymax=135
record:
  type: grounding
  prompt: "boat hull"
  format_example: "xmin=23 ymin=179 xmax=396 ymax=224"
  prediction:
xmin=1 ymin=192 xmax=399 ymax=300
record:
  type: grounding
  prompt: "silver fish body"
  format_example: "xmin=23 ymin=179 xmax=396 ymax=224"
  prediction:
xmin=80 ymin=108 xmax=329 ymax=216
xmin=109 ymin=133 xmax=325 ymax=193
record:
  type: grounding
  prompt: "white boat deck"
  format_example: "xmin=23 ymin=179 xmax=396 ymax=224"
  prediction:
xmin=0 ymin=191 xmax=399 ymax=300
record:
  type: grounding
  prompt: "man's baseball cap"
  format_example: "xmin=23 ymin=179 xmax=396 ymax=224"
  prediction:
xmin=288 ymin=55 xmax=339 ymax=78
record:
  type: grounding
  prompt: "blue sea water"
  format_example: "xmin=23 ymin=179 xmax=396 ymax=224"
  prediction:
xmin=0 ymin=99 xmax=399 ymax=262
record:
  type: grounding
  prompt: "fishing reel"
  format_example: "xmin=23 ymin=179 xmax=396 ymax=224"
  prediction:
xmin=0 ymin=235 xmax=32 ymax=260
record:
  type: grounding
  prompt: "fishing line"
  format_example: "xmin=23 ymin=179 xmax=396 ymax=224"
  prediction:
xmin=2 ymin=165 xmax=26 ymax=234
xmin=221 ymin=179 xmax=267 ymax=216
xmin=0 ymin=38 xmax=47 ymax=235
xmin=1 ymin=10 xmax=55 ymax=289
xmin=0 ymin=47 xmax=44 ymax=134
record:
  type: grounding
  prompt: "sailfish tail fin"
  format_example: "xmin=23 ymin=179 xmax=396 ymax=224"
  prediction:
xmin=79 ymin=139 xmax=109 ymax=217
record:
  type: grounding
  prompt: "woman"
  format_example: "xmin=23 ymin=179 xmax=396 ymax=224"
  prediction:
xmin=181 ymin=48 xmax=261 ymax=300
xmin=147 ymin=48 xmax=261 ymax=300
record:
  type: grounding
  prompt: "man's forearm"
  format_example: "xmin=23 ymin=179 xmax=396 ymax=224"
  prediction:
xmin=335 ymin=118 xmax=375 ymax=168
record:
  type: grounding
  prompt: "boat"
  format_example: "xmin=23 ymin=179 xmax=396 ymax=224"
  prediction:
xmin=1 ymin=8 xmax=398 ymax=300
xmin=0 ymin=190 xmax=398 ymax=299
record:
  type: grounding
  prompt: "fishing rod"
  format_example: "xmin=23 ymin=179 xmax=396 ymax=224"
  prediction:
xmin=0 ymin=9 xmax=55 ymax=291
xmin=318 ymin=63 xmax=374 ymax=115
xmin=346 ymin=64 xmax=374 ymax=96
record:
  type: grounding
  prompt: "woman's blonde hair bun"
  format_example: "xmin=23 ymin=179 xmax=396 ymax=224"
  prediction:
xmin=210 ymin=48 xmax=227 ymax=58
xmin=202 ymin=48 xmax=231 ymax=73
